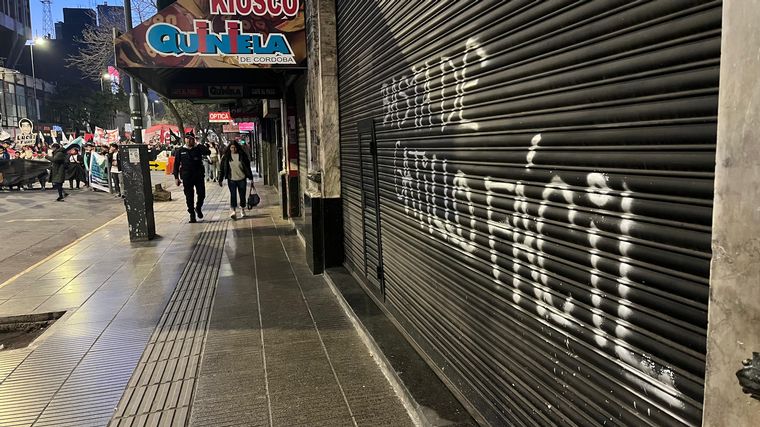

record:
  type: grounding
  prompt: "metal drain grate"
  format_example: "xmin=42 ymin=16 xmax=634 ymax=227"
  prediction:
xmin=110 ymin=219 xmax=228 ymax=426
xmin=0 ymin=311 xmax=65 ymax=351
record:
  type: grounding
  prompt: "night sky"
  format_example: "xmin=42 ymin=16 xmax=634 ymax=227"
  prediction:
xmin=30 ymin=0 xmax=122 ymax=37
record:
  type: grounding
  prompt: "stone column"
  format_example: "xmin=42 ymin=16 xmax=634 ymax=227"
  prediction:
xmin=306 ymin=0 xmax=340 ymax=198
xmin=703 ymin=1 xmax=760 ymax=425
xmin=303 ymin=0 xmax=343 ymax=273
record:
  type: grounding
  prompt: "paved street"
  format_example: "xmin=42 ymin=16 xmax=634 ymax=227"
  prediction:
xmin=0 ymin=173 xmax=180 ymax=285
xmin=0 ymin=185 xmax=125 ymax=285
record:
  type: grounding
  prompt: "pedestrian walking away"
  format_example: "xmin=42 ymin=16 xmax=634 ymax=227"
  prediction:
xmin=218 ymin=140 xmax=253 ymax=219
xmin=46 ymin=143 xmax=68 ymax=201
xmin=173 ymin=132 xmax=211 ymax=223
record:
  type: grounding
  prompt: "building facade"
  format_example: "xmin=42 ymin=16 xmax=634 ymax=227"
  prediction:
xmin=96 ymin=3 xmax=125 ymax=30
xmin=60 ymin=8 xmax=96 ymax=47
xmin=0 ymin=0 xmax=31 ymax=69
xmin=0 ymin=66 xmax=54 ymax=132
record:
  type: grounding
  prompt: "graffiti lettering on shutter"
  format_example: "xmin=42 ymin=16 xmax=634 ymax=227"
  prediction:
xmin=382 ymin=39 xmax=487 ymax=131
xmin=391 ymin=135 xmax=686 ymax=412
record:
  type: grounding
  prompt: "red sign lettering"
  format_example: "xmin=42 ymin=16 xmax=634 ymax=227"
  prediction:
xmin=209 ymin=0 xmax=298 ymax=17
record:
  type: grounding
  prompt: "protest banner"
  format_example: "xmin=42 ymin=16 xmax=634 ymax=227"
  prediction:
xmin=0 ymin=158 xmax=50 ymax=186
xmin=143 ymin=125 xmax=194 ymax=146
xmin=94 ymin=127 xmax=120 ymax=145
xmin=15 ymin=118 xmax=36 ymax=149
xmin=88 ymin=152 xmax=110 ymax=192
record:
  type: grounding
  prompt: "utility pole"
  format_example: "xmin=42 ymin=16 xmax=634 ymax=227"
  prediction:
xmin=123 ymin=0 xmax=143 ymax=143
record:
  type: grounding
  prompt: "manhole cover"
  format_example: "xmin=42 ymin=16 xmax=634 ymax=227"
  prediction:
xmin=0 ymin=311 xmax=65 ymax=351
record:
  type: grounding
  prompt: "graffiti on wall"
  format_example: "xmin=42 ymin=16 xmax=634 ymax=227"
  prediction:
xmin=383 ymin=39 xmax=689 ymax=418
xmin=381 ymin=38 xmax=487 ymax=131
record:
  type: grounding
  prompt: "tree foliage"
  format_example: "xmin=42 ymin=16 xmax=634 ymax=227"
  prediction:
xmin=48 ymin=83 xmax=129 ymax=131
xmin=65 ymin=14 xmax=123 ymax=82
xmin=167 ymin=101 xmax=222 ymax=142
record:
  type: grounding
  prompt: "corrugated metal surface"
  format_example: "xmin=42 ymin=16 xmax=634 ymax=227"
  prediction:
xmin=337 ymin=1 xmax=720 ymax=425
xmin=296 ymin=77 xmax=308 ymax=217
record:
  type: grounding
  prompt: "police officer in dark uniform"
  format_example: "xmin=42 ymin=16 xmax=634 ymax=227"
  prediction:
xmin=173 ymin=132 xmax=211 ymax=223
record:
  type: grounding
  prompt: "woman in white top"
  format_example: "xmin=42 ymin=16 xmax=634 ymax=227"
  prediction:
xmin=218 ymin=141 xmax=253 ymax=219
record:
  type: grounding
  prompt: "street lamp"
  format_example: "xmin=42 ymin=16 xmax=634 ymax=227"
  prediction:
xmin=24 ymin=37 xmax=46 ymax=120
xmin=101 ymin=73 xmax=111 ymax=92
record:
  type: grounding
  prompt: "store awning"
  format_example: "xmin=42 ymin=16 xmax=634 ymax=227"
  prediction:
xmin=114 ymin=0 xmax=306 ymax=99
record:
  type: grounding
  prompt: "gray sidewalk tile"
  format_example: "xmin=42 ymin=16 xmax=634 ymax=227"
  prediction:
xmin=0 ymin=295 xmax=49 ymax=315
xmin=0 ymin=183 xmax=412 ymax=427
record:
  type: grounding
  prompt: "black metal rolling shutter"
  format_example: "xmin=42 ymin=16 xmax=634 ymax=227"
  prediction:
xmin=337 ymin=1 xmax=720 ymax=425
xmin=295 ymin=77 xmax=308 ymax=218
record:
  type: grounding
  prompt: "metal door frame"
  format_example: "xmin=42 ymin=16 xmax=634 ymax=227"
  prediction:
xmin=357 ymin=119 xmax=385 ymax=299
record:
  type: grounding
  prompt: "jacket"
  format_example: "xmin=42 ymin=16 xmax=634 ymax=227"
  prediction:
xmin=218 ymin=150 xmax=253 ymax=183
xmin=47 ymin=148 xmax=66 ymax=183
xmin=106 ymin=151 xmax=122 ymax=173
xmin=66 ymin=153 xmax=86 ymax=181
xmin=173 ymin=144 xmax=211 ymax=179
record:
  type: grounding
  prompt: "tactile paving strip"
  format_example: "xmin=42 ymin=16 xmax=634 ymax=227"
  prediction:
xmin=109 ymin=218 xmax=228 ymax=427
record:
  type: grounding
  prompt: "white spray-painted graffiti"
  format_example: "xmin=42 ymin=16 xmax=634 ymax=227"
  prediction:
xmin=383 ymin=40 xmax=687 ymax=417
xmin=382 ymin=38 xmax=487 ymax=131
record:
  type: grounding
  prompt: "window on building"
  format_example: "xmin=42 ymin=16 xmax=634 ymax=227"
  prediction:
xmin=16 ymin=89 xmax=26 ymax=121
xmin=5 ymin=82 xmax=17 ymax=126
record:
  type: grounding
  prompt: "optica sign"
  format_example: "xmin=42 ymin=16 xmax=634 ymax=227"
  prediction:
xmin=209 ymin=112 xmax=232 ymax=123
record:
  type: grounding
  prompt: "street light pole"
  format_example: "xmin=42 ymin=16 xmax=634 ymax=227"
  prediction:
xmin=29 ymin=43 xmax=38 ymax=120
xmin=123 ymin=0 xmax=143 ymax=143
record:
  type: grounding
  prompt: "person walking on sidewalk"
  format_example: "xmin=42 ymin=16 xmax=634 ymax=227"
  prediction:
xmin=218 ymin=141 xmax=253 ymax=219
xmin=173 ymin=132 xmax=211 ymax=223
xmin=47 ymin=143 xmax=68 ymax=201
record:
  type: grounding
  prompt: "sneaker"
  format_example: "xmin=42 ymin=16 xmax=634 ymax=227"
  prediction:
xmin=240 ymin=208 xmax=246 ymax=218
xmin=195 ymin=207 xmax=204 ymax=219
xmin=229 ymin=208 xmax=236 ymax=219
xmin=56 ymin=197 xmax=64 ymax=201
xmin=189 ymin=216 xmax=197 ymax=223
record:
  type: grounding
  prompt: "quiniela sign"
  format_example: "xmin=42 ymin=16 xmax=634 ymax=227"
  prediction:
xmin=208 ymin=86 xmax=244 ymax=97
xmin=146 ymin=0 xmax=300 ymax=65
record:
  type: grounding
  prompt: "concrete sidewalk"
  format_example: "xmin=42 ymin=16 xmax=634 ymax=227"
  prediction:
xmin=0 ymin=179 xmax=413 ymax=427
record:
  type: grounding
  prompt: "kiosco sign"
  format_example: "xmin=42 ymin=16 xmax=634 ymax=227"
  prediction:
xmin=209 ymin=112 xmax=232 ymax=123
xmin=115 ymin=0 xmax=306 ymax=70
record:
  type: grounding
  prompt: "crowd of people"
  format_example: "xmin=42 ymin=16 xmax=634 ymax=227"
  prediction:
xmin=3 ymin=126 xmax=259 ymax=218
xmin=0 ymin=136 xmax=126 ymax=198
